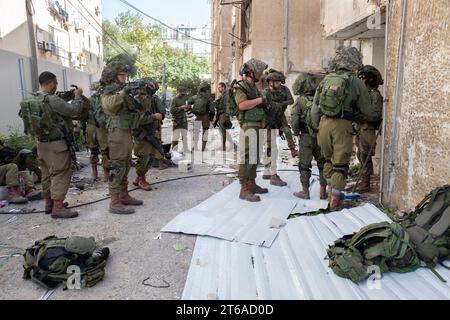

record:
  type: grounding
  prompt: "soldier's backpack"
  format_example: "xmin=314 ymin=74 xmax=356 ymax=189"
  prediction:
xmin=327 ymin=222 xmax=421 ymax=282
xmin=23 ymin=236 xmax=110 ymax=290
xmin=92 ymin=94 xmax=108 ymax=128
xmin=226 ymin=80 xmax=241 ymax=119
xmin=19 ymin=92 xmax=54 ymax=137
xmin=190 ymin=95 xmax=210 ymax=116
xmin=299 ymin=96 xmax=318 ymax=134
xmin=318 ymin=73 xmax=352 ymax=118
xmin=402 ymin=185 xmax=450 ymax=281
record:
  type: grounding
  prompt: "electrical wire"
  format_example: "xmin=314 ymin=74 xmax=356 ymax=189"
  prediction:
xmin=117 ymin=0 xmax=227 ymax=48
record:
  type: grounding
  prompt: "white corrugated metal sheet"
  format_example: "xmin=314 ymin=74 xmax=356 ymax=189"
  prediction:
xmin=183 ymin=204 xmax=450 ymax=300
xmin=162 ymin=170 xmax=328 ymax=247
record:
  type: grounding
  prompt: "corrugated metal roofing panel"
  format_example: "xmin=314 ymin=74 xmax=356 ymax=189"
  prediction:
xmin=183 ymin=204 xmax=450 ymax=300
xmin=162 ymin=170 xmax=328 ymax=247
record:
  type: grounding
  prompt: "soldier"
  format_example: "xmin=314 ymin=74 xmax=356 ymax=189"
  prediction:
xmin=235 ymin=58 xmax=270 ymax=202
xmin=311 ymin=47 xmax=381 ymax=211
xmin=354 ymin=65 xmax=384 ymax=193
xmin=213 ymin=82 xmax=234 ymax=151
xmin=86 ymin=82 xmax=110 ymax=181
xmin=132 ymin=79 xmax=166 ymax=191
xmin=149 ymin=93 xmax=169 ymax=170
xmin=100 ymin=57 xmax=144 ymax=215
xmin=261 ymin=70 xmax=297 ymax=187
xmin=187 ymin=83 xmax=215 ymax=152
xmin=290 ymin=72 xmax=327 ymax=200
xmin=19 ymin=72 xmax=84 ymax=218
xmin=171 ymin=87 xmax=190 ymax=154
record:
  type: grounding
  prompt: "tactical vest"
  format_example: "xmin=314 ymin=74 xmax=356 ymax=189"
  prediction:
xmin=327 ymin=222 xmax=421 ymax=283
xmin=235 ymin=81 xmax=265 ymax=123
xmin=19 ymin=92 xmax=65 ymax=141
xmin=101 ymin=87 xmax=141 ymax=130
xmin=318 ymin=73 xmax=353 ymax=119
xmin=402 ymin=185 xmax=450 ymax=279
xmin=23 ymin=236 xmax=110 ymax=290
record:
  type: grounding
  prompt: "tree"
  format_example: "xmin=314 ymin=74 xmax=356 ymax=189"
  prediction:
xmin=102 ymin=12 xmax=211 ymax=91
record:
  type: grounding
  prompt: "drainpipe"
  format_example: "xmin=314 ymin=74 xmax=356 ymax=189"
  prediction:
xmin=386 ymin=0 xmax=408 ymax=205
xmin=283 ymin=0 xmax=289 ymax=74
xmin=26 ymin=0 xmax=39 ymax=92
xmin=379 ymin=0 xmax=390 ymax=205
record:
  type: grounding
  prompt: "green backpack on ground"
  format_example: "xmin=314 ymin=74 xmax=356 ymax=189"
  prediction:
xmin=327 ymin=222 xmax=421 ymax=282
xmin=23 ymin=236 xmax=110 ymax=290
xmin=402 ymin=185 xmax=450 ymax=280
xmin=19 ymin=92 xmax=53 ymax=137
xmin=318 ymin=73 xmax=352 ymax=118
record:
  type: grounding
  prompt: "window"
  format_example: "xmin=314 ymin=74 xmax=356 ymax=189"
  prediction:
xmin=241 ymin=0 xmax=252 ymax=45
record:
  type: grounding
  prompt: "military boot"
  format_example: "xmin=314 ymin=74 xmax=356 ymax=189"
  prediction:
xmin=25 ymin=187 xmax=42 ymax=201
xmin=120 ymin=188 xmax=144 ymax=206
xmin=248 ymin=180 xmax=269 ymax=194
xmin=239 ymin=183 xmax=261 ymax=202
xmin=294 ymin=184 xmax=310 ymax=199
xmin=44 ymin=198 xmax=53 ymax=214
xmin=355 ymin=174 xmax=371 ymax=193
xmin=270 ymin=174 xmax=288 ymax=187
xmin=137 ymin=176 xmax=153 ymax=191
xmin=110 ymin=195 xmax=135 ymax=215
xmin=91 ymin=165 xmax=99 ymax=181
xmin=320 ymin=185 xmax=328 ymax=200
xmin=7 ymin=187 xmax=28 ymax=204
xmin=52 ymin=200 xmax=78 ymax=219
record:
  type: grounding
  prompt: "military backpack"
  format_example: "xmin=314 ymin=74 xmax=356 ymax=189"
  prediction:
xmin=19 ymin=92 xmax=55 ymax=138
xmin=23 ymin=236 xmax=110 ymax=290
xmin=402 ymin=185 xmax=450 ymax=280
xmin=318 ymin=73 xmax=352 ymax=118
xmin=327 ymin=222 xmax=421 ymax=282
xmin=190 ymin=95 xmax=210 ymax=116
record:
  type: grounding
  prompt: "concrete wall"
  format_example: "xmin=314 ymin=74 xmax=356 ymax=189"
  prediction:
xmin=381 ymin=0 xmax=450 ymax=211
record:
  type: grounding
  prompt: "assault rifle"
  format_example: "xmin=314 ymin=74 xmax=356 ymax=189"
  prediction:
xmin=136 ymin=122 xmax=171 ymax=160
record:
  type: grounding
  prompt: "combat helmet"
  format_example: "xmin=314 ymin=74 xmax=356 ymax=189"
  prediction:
xmin=198 ymin=82 xmax=211 ymax=94
xmin=239 ymin=58 xmax=268 ymax=77
xmin=292 ymin=72 xmax=325 ymax=96
xmin=100 ymin=54 xmax=137 ymax=84
xmin=266 ymin=69 xmax=286 ymax=84
xmin=328 ymin=46 xmax=363 ymax=73
xmin=358 ymin=65 xmax=384 ymax=86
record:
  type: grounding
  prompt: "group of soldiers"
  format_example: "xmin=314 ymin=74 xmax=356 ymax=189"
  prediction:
xmin=234 ymin=46 xmax=383 ymax=212
xmin=9 ymin=45 xmax=382 ymax=219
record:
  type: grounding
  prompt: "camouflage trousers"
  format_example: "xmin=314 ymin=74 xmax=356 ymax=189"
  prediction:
xmin=133 ymin=138 xmax=164 ymax=177
xmin=298 ymin=133 xmax=327 ymax=187
xmin=0 ymin=164 xmax=34 ymax=188
xmin=193 ymin=114 xmax=211 ymax=146
xmin=86 ymin=123 xmax=110 ymax=169
xmin=280 ymin=114 xmax=295 ymax=150
xmin=263 ymin=129 xmax=279 ymax=176
xmin=172 ymin=122 xmax=189 ymax=153
xmin=318 ymin=118 xmax=354 ymax=193
xmin=238 ymin=122 xmax=263 ymax=184
xmin=356 ymin=123 xmax=378 ymax=176
xmin=108 ymin=128 xmax=133 ymax=197
xmin=37 ymin=140 xmax=72 ymax=201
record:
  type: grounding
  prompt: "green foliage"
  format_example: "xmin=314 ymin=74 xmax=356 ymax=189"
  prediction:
xmin=0 ymin=126 xmax=36 ymax=150
xmin=103 ymin=12 xmax=211 ymax=91
xmin=171 ymin=78 xmax=203 ymax=97
xmin=349 ymin=163 xmax=361 ymax=178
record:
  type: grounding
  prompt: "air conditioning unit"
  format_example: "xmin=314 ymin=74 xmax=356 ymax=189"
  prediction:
xmin=43 ymin=41 xmax=52 ymax=52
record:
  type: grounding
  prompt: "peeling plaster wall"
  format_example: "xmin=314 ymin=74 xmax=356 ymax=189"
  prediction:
xmin=382 ymin=0 xmax=450 ymax=211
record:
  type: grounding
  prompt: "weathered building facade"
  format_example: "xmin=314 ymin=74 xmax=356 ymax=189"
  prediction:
xmin=0 ymin=0 xmax=103 ymax=134
xmin=211 ymin=0 xmax=450 ymax=211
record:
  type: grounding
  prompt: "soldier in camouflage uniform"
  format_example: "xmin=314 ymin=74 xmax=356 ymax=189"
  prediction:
xmin=311 ymin=47 xmax=381 ymax=211
xmin=261 ymin=70 xmax=297 ymax=187
xmin=187 ymin=83 xmax=215 ymax=152
xmin=290 ymin=72 xmax=327 ymax=200
xmin=354 ymin=65 xmax=384 ymax=193
xmin=236 ymin=58 xmax=270 ymax=202
xmin=171 ymin=88 xmax=189 ymax=154
xmin=213 ymin=82 xmax=234 ymax=151
xmin=100 ymin=55 xmax=144 ymax=215
xmin=86 ymin=82 xmax=110 ymax=182
xmin=132 ymin=79 xmax=166 ymax=191
xmin=149 ymin=93 xmax=168 ymax=170
xmin=22 ymin=72 xmax=85 ymax=219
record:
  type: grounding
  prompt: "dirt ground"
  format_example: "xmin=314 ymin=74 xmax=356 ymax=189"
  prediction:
xmin=0 ymin=123 xmax=235 ymax=300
